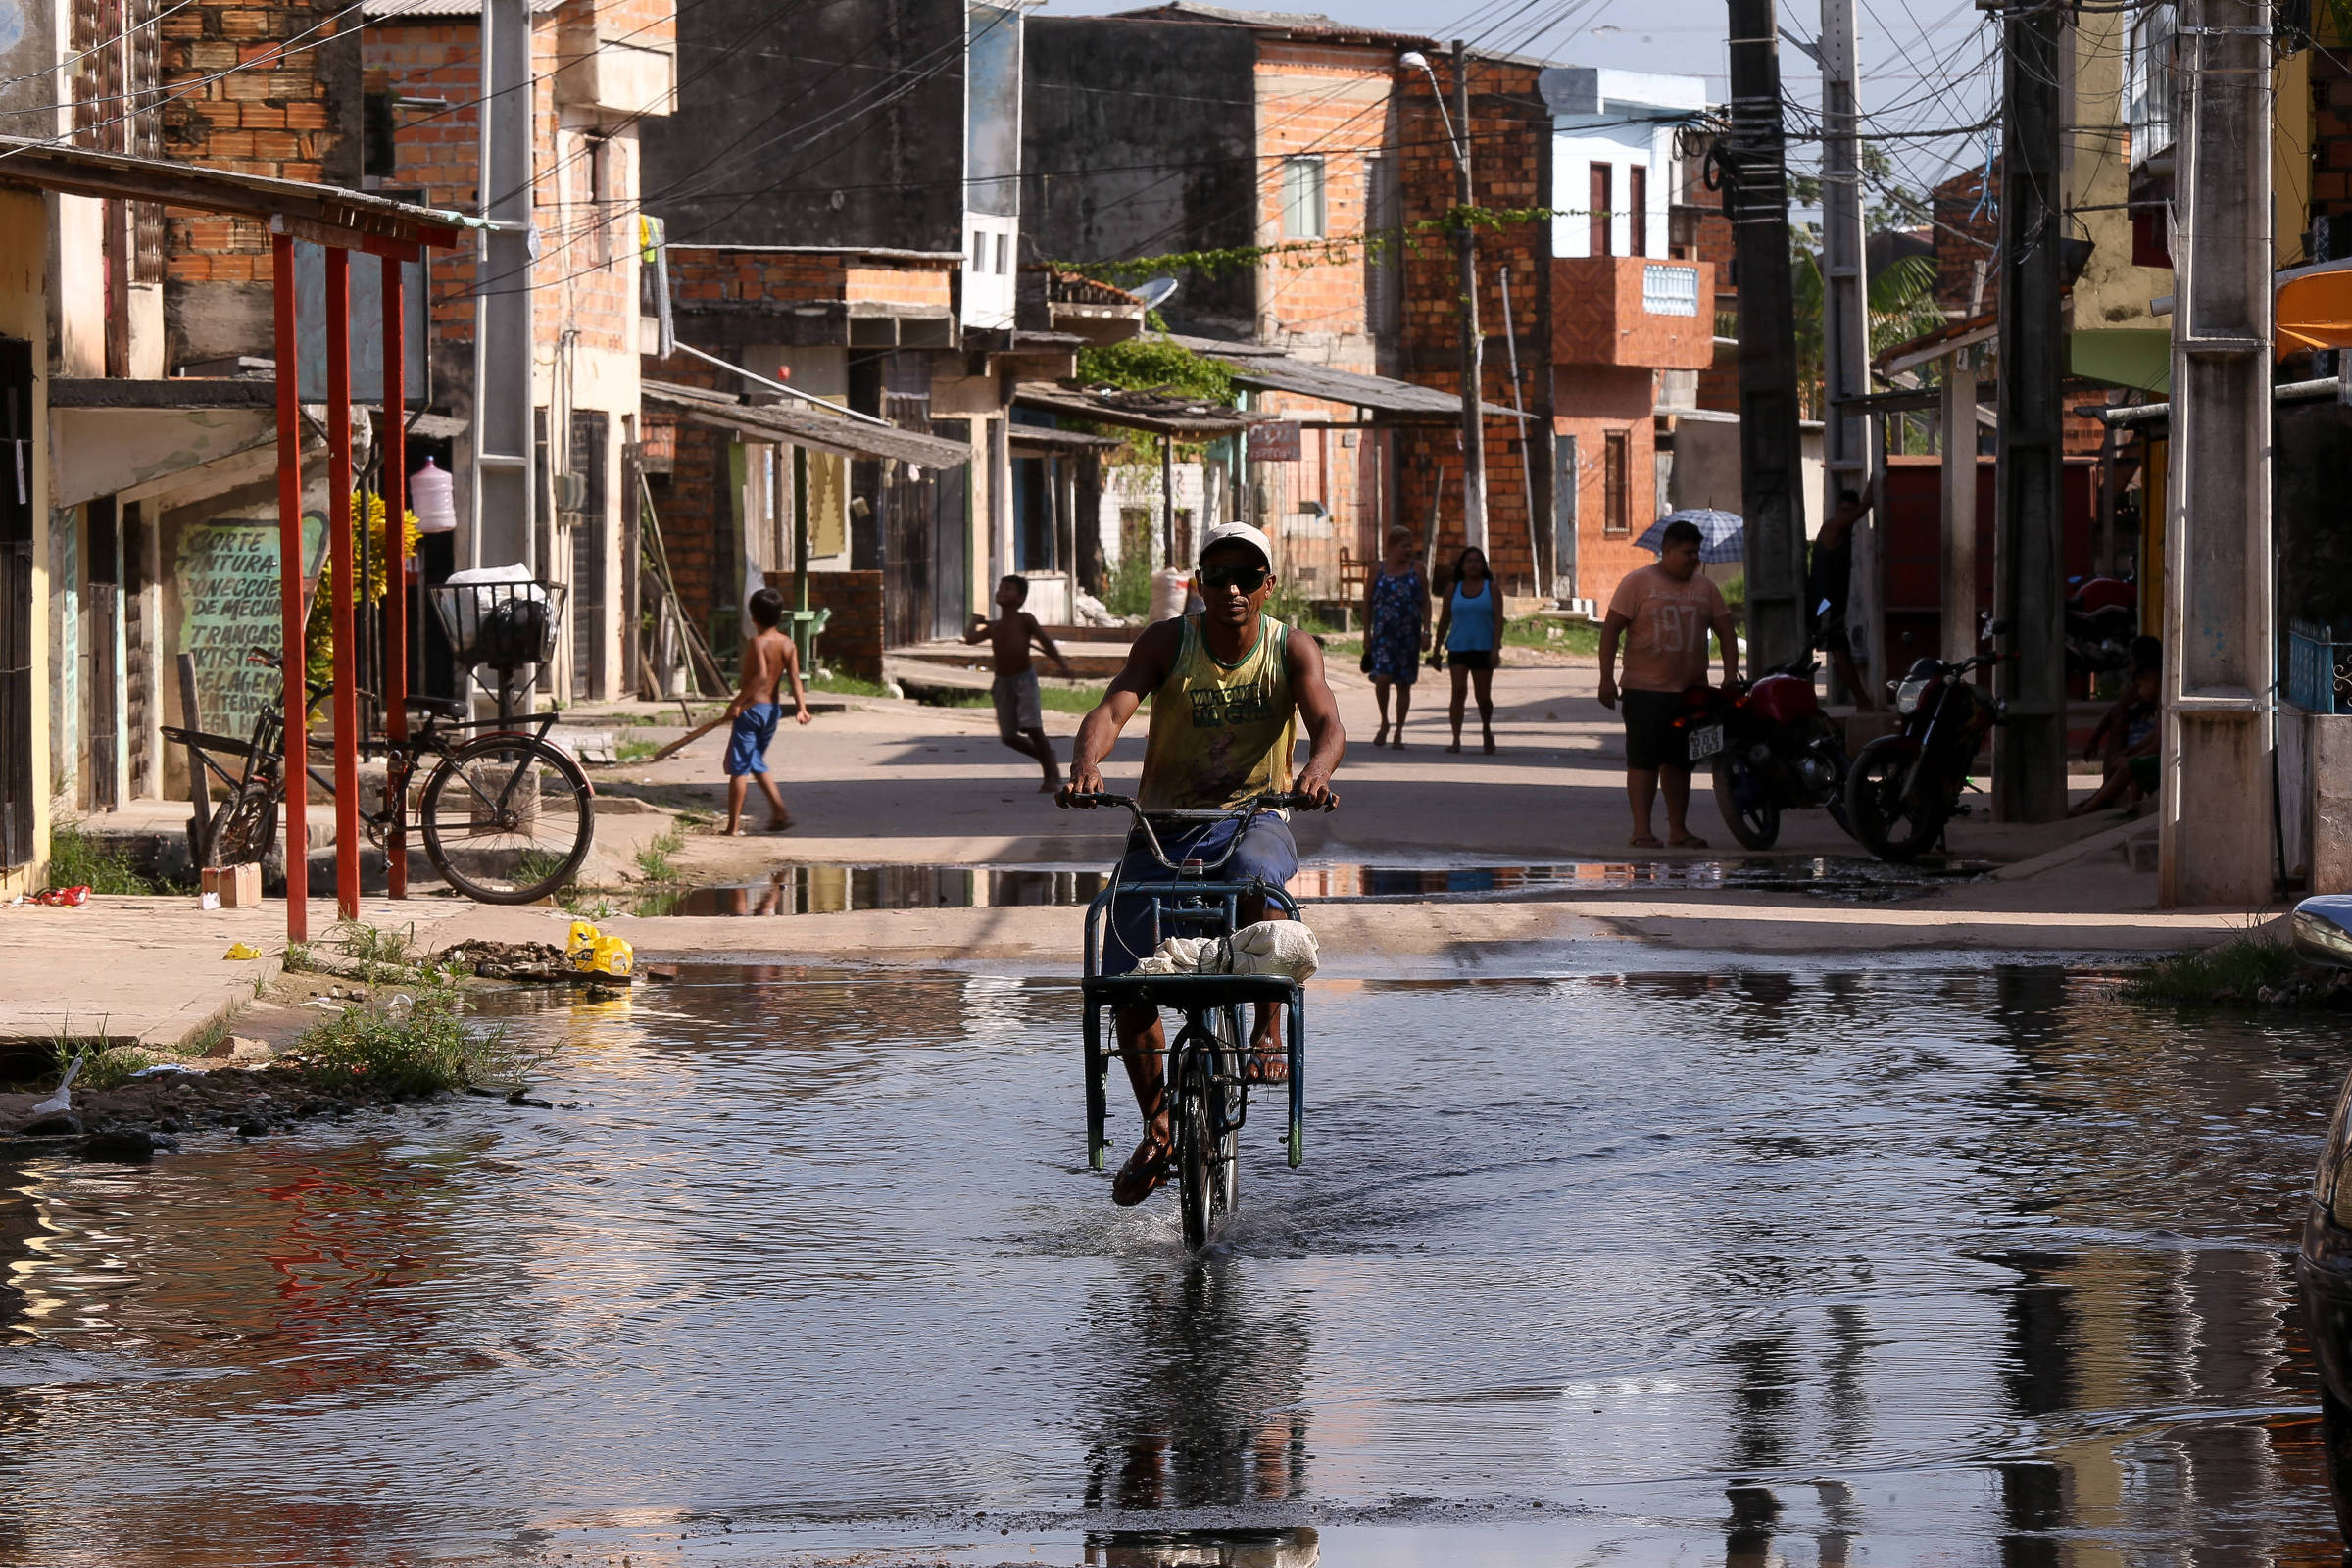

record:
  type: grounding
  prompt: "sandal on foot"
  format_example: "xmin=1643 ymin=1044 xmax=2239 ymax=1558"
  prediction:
xmin=1482 ymin=733 xmax=1496 ymax=755
xmin=1669 ymin=833 xmax=1710 ymax=849
xmin=1372 ymin=722 xmax=1390 ymax=747
xmin=1111 ymin=1132 xmax=1172 ymax=1206
xmin=1244 ymin=1044 xmax=1289 ymax=1085
xmin=1630 ymin=835 xmax=1664 ymax=849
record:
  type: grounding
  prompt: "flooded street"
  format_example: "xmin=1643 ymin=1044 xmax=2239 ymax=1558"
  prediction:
xmin=2 ymin=960 xmax=2348 ymax=1566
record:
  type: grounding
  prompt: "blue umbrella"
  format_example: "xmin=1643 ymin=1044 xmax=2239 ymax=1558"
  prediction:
xmin=1635 ymin=509 xmax=1744 ymax=564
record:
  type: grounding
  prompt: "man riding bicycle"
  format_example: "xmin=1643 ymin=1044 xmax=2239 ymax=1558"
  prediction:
xmin=1061 ymin=521 xmax=1346 ymax=1206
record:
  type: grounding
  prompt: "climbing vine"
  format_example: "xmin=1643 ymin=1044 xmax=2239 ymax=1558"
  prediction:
xmin=1055 ymin=206 xmax=1569 ymax=289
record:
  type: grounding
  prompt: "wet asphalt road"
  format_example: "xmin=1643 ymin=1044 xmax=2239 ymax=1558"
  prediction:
xmin=0 ymin=959 xmax=2348 ymax=1566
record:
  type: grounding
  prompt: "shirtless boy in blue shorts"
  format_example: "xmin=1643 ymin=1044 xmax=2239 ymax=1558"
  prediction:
xmin=723 ymin=587 xmax=812 ymax=834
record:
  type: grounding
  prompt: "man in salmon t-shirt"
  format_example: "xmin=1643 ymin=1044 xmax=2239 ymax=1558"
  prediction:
xmin=1597 ymin=517 xmax=1740 ymax=848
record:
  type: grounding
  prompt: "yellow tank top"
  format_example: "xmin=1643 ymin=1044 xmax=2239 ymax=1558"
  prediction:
xmin=1137 ymin=613 xmax=1296 ymax=810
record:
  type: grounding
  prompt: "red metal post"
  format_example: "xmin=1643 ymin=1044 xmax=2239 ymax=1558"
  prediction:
xmin=326 ymin=246 xmax=360 ymax=920
xmin=381 ymin=256 xmax=408 ymax=899
xmin=270 ymin=233 xmax=308 ymax=944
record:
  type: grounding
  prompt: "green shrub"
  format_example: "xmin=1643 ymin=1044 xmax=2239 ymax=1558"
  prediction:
xmin=634 ymin=824 xmax=688 ymax=885
xmin=2126 ymin=930 xmax=2302 ymax=1005
xmin=1102 ymin=546 xmax=1153 ymax=619
xmin=294 ymin=981 xmax=544 ymax=1096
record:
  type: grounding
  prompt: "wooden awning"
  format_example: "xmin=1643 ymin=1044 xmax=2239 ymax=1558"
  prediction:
xmin=0 ymin=134 xmax=468 ymax=258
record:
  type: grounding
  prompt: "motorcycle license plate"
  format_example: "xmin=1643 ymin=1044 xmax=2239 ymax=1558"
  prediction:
xmin=1688 ymin=723 xmax=1725 ymax=760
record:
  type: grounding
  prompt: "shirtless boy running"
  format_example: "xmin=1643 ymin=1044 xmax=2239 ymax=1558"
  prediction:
xmin=722 ymin=587 xmax=812 ymax=834
xmin=963 ymin=574 xmax=1075 ymax=791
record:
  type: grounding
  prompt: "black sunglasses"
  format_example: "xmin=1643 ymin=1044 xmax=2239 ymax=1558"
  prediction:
xmin=1199 ymin=563 xmax=1269 ymax=593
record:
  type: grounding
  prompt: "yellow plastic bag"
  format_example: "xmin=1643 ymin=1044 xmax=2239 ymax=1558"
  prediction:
xmin=566 ymin=919 xmax=600 ymax=962
xmin=586 ymin=934 xmax=634 ymax=979
xmin=223 ymin=942 xmax=263 ymax=960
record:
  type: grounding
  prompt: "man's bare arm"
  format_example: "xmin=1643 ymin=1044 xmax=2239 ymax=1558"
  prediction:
xmin=1712 ymin=609 xmax=1740 ymax=683
xmin=1063 ymin=619 xmax=1181 ymax=799
xmin=1595 ymin=612 xmax=1629 ymax=710
xmin=1283 ymin=631 xmax=1346 ymax=804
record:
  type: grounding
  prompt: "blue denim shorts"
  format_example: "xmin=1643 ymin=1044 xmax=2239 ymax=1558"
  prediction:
xmin=1100 ymin=814 xmax=1299 ymax=977
xmin=724 ymin=704 xmax=780 ymax=776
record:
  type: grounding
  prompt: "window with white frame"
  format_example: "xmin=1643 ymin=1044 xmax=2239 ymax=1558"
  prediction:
xmin=1282 ymin=156 xmax=1326 ymax=240
xmin=1642 ymin=264 xmax=1699 ymax=317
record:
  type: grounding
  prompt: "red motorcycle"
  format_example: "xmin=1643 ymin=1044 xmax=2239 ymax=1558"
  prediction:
xmin=1843 ymin=650 xmax=2009 ymax=862
xmin=1677 ymin=661 xmax=1852 ymax=851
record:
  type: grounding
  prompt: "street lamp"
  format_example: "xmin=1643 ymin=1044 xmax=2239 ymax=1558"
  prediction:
xmin=1403 ymin=41 xmax=1489 ymax=559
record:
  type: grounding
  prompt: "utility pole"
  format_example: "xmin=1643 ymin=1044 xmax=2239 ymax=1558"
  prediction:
xmin=1722 ymin=0 xmax=1808 ymax=668
xmin=1991 ymin=0 xmax=2067 ymax=822
xmin=2162 ymin=0 xmax=2275 ymax=905
xmin=470 ymin=0 xmax=535 ymax=574
xmin=1817 ymin=0 xmax=1874 ymax=691
xmin=1451 ymin=39 xmax=1488 ymax=556
xmin=1938 ymin=344 xmax=1980 ymax=664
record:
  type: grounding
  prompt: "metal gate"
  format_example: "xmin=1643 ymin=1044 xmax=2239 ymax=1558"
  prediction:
xmin=879 ymin=355 xmax=936 ymax=648
xmin=567 ymin=410 xmax=608 ymax=698
xmin=84 ymin=495 xmax=118 ymax=809
xmin=0 ymin=337 xmax=32 ymax=868
xmin=929 ymin=418 xmax=970 ymax=641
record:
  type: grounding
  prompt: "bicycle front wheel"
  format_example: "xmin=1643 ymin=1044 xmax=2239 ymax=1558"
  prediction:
xmin=1178 ymin=1059 xmax=1215 ymax=1251
xmin=418 ymin=733 xmax=595 ymax=904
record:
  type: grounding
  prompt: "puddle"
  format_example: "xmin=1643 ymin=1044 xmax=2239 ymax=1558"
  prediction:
xmin=0 ymin=963 xmax=2341 ymax=1562
xmin=647 ymin=856 xmax=1991 ymax=915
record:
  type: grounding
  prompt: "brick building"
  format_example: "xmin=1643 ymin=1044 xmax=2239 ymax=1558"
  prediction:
xmin=1026 ymin=6 xmax=1488 ymax=604
xmin=1394 ymin=60 xmax=1714 ymax=611
xmin=362 ymin=0 xmax=675 ymax=703
xmin=636 ymin=0 xmax=1124 ymax=666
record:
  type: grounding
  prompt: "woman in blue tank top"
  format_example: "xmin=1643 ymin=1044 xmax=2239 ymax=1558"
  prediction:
xmin=1430 ymin=545 xmax=1500 ymax=753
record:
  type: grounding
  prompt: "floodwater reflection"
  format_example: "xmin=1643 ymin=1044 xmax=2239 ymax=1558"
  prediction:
xmin=0 ymin=964 xmax=2343 ymax=1565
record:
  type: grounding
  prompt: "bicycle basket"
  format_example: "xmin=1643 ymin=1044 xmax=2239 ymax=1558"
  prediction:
xmin=429 ymin=580 xmax=569 ymax=667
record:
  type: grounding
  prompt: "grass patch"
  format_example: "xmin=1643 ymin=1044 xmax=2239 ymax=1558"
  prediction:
xmin=282 ymin=940 xmax=317 ymax=973
xmin=2125 ymin=929 xmax=2302 ymax=1005
xmin=49 ymin=1022 xmax=189 ymax=1093
xmin=1502 ymin=615 xmax=1600 ymax=657
xmin=634 ymin=824 xmax=688 ymax=885
xmin=512 ymin=847 xmax=575 ymax=897
xmin=292 ymin=980 xmax=547 ymax=1097
xmin=47 ymin=822 xmax=158 ymax=895
xmin=810 ymin=671 xmax=897 ymax=699
xmin=616 ymin=738 xmax=659 ymax=764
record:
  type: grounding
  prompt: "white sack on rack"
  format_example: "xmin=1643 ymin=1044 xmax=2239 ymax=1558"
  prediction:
xmin=1132 ymin=919 xmax=1319 ymax=983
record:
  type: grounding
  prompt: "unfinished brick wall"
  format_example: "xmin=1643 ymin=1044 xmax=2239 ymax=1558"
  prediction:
xmin=160 ymin=0 xmax=362 ymax=362
xmin=759 ymin=571 xmax=884 ymax=682
xmin=1393 ymin=52 xmax=1553 ymax=595
xmin=368 ymin=10 xmax=642 ymax=371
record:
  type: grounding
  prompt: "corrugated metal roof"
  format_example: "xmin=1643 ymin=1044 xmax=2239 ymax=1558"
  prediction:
xmin=1172 ymin=336 xmax=1516 ymax=421
xmin=642 ymin=380 xmax=972 ymax=469
xmin=1012 ymin=384 xmax=1267 ymax=437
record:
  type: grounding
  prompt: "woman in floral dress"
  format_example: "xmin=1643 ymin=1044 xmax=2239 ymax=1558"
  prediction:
xmin=1359 ymin=526 xmax=1427 ymax=748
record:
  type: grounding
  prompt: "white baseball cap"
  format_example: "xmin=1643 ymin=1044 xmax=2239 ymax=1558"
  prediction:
xmin=1196 ymin=521 xmax=1273 ymax=568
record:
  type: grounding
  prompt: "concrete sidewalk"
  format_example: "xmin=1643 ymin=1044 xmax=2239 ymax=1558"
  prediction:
xmin=0 ymin=896 xmax=526 ymax=1051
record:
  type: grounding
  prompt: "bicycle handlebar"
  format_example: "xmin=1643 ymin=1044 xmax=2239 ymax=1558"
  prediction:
xmin=1060 ymin=788 xmax=1338 ymax=814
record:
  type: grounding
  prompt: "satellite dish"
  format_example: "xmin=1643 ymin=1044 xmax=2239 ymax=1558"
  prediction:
xmin=1132 ymin=276 xmax=1180 ymax=311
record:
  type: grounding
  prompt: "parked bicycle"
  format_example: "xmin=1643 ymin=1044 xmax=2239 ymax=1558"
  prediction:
xmin=1072 ymin=790 xmax=1327 ymax=1251
xmin=163 ymin=646 xmax=596 ymax=905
